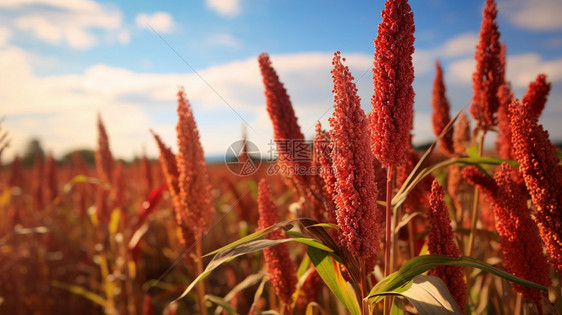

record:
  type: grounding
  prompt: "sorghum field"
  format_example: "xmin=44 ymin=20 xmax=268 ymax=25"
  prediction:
xmin=1 ymin=0 xmax=561 ymax=314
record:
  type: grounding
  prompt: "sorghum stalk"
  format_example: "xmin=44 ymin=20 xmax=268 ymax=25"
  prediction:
xmin=466 ymin=130 xmax=484 ymax=258
xmin=467 ymin=0 xmax=504 ymax=260
xmin=175 ymin=88 xmax=215 ymax=315
xmin=95 ymin=114 xmax=114 ymax=222
xmin=257 ymin=179 xmax=297 ymax=312
xmin=449 ymin=111 xmax=471 ymax=228
xmin=427 ymin=179 xmax=467 ymax=312
xmin=371 ymin=2 xmax=415 ymax=300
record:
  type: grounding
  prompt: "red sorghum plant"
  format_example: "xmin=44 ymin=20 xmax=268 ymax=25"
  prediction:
xmin=470 ymin=0 xmax=503 ymax=130
xmin=329 ymin=52 xmax=381 ymax=264
xmin=431 ymin=60 xmax=454 ymax=156
xmin=257 ymin=179 xmax=298 ymax=310
xmin=522 ymin=74 xmax=551 ymax=121
xmin=95 ymin=115 xmax=114 ymax=221
xmin=463 ymin=163 xmax=551 ymax=310
xmin=370 ymin=0 xmax=415 ymax=168
xmin=258 ymin=53 xmax=311 ymax=194
xmin=313 ymin=121 xmax=337 ymax=224
xmin=175 ymin=88 xmax=215 ymax=240
xmin=510 ymin=99 xmax=562 ymax=275
xmin=427 ymin=179 xmax=467 ymax=312
xmin=370 ymin=0 xmax=415 ymax=284
xmin=151 ymin=130 xmax=195 ymax=250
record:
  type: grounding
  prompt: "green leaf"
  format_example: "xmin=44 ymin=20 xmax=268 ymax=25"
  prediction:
xmin=466 ymin=144 xmax=479 ymax=159
xmin=392 ymin=156 xmax=518 ymax=210
xmin=51 ymin=280 xmax=107 ymax=306
xmin=176 ymin=238 xmax=293 ymax=302
xmin=367 ymin=255 xmax=547 ymax=305
xmin=297 ymin=254 xmax=312 ymax=279
xmin=222 ymin=271 xmax=267 ymax=303
xmin=292 ymin=237 xmax=333 ymax=252
xmin=174 ymin=219 xmax=331 ymax=303
xmin=307 ymin=247 xmax=361 ymax=315
xmin=372 ymin=275 xmax=463 ymax=315
xmin=204 ymin=219 xmax=298 ymax=257
xmin=391 ymin=296 xmax=407 ymax=315
xmin=308 ymin=223 xmax=339 ymax=230
xmin=206 ymin=294 xmax=239 ymax=315
xmin=248 ymin=274 xmax=269 ymax=314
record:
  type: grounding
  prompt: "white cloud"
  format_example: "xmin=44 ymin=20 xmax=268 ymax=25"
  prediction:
xmin=413 ymin=32 xmax=478 ymax=75
xmin=0 ymin=50 xmax=364 ymax=162
xmin=0 ymin=0 xmax=101 ymax=10
xmin=499 ymin=0 xmax=562 ymax=31
xmin=6 ymin=0 xmax=125 ymax=49
xmin=206 ymin=0 xmax=240 ymax=17
xmin=448 ymin=53 xmax=562 ymax=89
xmin=135 ymin=12 xmax=176 ymax=33
xmin=0 ymin=26 xmax=12 ymax=46
xmin=117 ymin=30 xmax=130 ymax=44
xmin=506 ymin=53 xmax=562 ymax=88
xmin=1 ymin=46 xmax=560 ymax=164
xmin=440 ymin=33 xmax=479 ymax=57
xmin=448 ymin=58 xmax=475 ymax=84
xmin=205 ymin=33 xmax=242 ymax=49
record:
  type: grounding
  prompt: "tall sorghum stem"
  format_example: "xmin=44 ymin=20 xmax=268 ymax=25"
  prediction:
xmin=360 ymin=260 xmax=368 ymax=315
xmin=384 ymin=166 xmax=394 ymax=278
xmin=466 ymin=129 xmax=485 ymax=258
xmin=384 ymin=166 xmax=394 ymax=315
xmin=194 ymin=242 xmax=207 ymax=315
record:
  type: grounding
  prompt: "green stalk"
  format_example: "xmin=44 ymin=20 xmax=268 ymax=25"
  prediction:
xmin=195 ymin=241 xmax=208 ymax=315
xmin=384 ymin=165 xmax=394 ymax=315
xmin=466 ymin=130 xmax=485 ymax=258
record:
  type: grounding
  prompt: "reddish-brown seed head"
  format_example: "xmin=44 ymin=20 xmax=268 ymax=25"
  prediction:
xmin=370 ymin=0 xmax=415 ymax=167
xmin=496 ymin=82 xmax=515 ymax=160
xmin=43 ymin=152 xmax=58 ymax=204
xmin=522 ymin=74 xmax=551 ymax=120
xmin=258 ymin=53 xmax=310 ymax=190
xmin=453 ymin=111 xmax=471 ymax=155
xmin=95 ymin=114 xmax=114 ymax=183
xmin=431 ymin=60 xmax=454 ymax=155
xmin=329 ymin=51 xmax=381 ymax=258
xmin=470 ymin=0 xmax=503 ymax=129
xmin=151 ymin=130 xmax=195 ymax=250
xmin=427 ymin=179 xmax=467 ymax=312
xmin=257 ymin=179 xmax=297 ymax=305
xmin=466 ymin=163 xmax=550 ymax=306
xmin=510 ymin=99 xmax=562 ymax=274
xmin=314 ymin=121 xmax=337 ymax=223
xmin=175 ymin=88 xmax=215 ymax=239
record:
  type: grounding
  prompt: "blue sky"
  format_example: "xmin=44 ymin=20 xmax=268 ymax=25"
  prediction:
xmin=1 ymin=0 xmax=561 ymax=162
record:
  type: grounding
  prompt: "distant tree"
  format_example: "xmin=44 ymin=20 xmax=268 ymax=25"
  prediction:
xmin=22 ymin=138 xmax=45 ymax=167
xmin=61 ymin=149 xmax=96 ymax=167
